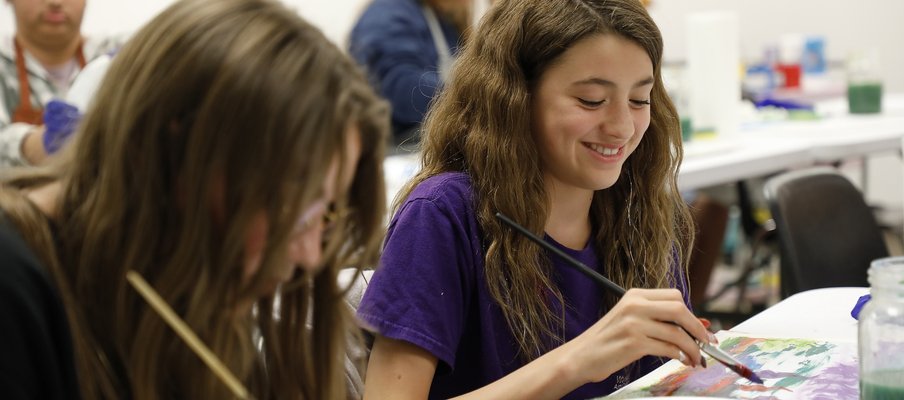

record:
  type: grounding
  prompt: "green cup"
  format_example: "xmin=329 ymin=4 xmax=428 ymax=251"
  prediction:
xmin=848 ymin=82 xmax=883 ymax=114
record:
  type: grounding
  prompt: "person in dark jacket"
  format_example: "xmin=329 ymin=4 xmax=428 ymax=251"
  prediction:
xmin=349 ymin=0 xmax=470 ymax=144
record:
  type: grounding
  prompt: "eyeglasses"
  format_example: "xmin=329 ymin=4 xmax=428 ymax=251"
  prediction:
xmin=324 ymin=202 xmax=353 ymax=228
xmin=293 ymin=199 xmax=353 ymax=234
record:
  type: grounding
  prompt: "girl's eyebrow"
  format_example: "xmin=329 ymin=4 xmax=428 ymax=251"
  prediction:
xmin=572 ymin=76 xmax=655 ymax=89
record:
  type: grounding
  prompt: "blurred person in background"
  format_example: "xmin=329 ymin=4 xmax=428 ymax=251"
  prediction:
xmin=1 ymin=0 xmax=118 ymax=167
xmin=349 ymin=0 xmax=471 ymax=147
xmin=0 ymin=0 xmax=389 ymax=398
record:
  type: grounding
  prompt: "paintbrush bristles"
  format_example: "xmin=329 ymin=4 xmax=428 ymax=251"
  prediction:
xmin=126 ymin=271 xmax=252 ymax=400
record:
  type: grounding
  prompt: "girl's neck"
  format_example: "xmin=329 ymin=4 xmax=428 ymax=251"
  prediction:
xmin=544 ymin=181 xmax=593 ymax=250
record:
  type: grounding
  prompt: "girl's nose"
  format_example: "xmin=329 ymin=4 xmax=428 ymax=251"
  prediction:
xmin=290 ymin=218 xmax=325 ymax=271
xmin=602 ymin=102 xmax=635 ymax=139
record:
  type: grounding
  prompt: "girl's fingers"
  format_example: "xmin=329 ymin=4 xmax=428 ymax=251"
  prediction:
xmin=643 ymin=319 xmax=705 ymax=367
xmin=610 ymin=289 xmax=715 ymax=367
xmin=673 ymin=311 xmax=714 ymax=345
xmin=624 ymin=288 xmax=684 ymax=302
xmin=638 ymin=300 xmax=712 ymax=346
xmin=616 ymin=309 xmax=697 ymax=363
xmin=698 ymin=318 xmax=719 ymax=344
xmin=622 ymin=289 xmax=712 ymax=344
xmin=643 ymin=339 xmax=697 ymax=367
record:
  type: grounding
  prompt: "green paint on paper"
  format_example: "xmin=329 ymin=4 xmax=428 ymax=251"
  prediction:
xmin=797 ymin=342 xmax=833 ymax=357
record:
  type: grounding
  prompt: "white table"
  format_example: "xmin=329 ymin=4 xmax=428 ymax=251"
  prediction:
xmin=678 ymin=94 xmax=904 ymax=191
xmin=730 ymin=287 xmax=868 ymax=342
xmin=678 ymin=136 xmax=812 ymax=191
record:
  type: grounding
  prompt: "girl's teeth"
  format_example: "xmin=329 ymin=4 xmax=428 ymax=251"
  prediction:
xmin=589 ymin=143 xmax=618 ymax=156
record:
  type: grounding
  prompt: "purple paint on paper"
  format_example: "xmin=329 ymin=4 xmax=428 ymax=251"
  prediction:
xmin=794 ymin=362 xmax=860 ymax=399
xmin=613 ymin=336 xmax=860 ymax=399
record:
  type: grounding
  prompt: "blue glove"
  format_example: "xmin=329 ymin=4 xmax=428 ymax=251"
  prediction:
xmin=42 ymin=99 xmax=82 ymax=154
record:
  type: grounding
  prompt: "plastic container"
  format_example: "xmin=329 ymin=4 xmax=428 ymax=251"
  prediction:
xmin=858 ymin=256 xmax=904 ymax=400
xmin=777 ymin=34 xmax=804 ymax=89
xmin=802 ymin=36 xmax=826 ymax=75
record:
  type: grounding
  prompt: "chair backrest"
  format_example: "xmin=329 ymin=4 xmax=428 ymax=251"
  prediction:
xmin=764 ymin=167 xmax=888 ymax=298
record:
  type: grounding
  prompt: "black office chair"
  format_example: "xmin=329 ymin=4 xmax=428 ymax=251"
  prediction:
xmin=764 ymin=167 xmax=889 ymax=298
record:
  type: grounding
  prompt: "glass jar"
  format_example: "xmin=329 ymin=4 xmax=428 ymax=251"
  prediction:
xmin=847 ymin=48 xmax=883 ymax=114
xmin=662 ymin=65 xmax=692 ymax=142
xmin=859 ymin=256 xmax=904 ymax=399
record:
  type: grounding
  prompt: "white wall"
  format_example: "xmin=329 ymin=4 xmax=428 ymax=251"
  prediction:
xmin=0 ymin=0 xmax=371 ymax=48
xmin=648 ymin=0 xmax=904 ymax=92
xmin=3 ymin=0 xmax=901 ymax=92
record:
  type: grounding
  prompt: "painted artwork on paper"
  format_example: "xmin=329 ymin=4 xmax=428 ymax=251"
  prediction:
xmin=611 ymin=336 xmax=859 ymax=399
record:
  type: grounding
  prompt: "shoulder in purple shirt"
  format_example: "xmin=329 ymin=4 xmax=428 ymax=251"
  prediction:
xmin=358 ymin=172 xmax=689 ymax=399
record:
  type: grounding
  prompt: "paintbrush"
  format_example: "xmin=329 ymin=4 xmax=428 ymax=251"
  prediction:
xmin=126 ymin=271 xmax=255 ymax=399
xmin=495 ymin=212 xmax=764 ymax=384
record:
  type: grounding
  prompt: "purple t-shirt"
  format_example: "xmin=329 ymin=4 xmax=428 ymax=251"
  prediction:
xmin=358 ymin=172 xmax=691 ymax=399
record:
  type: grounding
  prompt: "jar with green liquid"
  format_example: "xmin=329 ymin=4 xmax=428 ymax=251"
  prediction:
xmin=680 ymin=116 xmax=693 ymax=142
xmin=859 ymin=257 xmax=904 ymax=400
xmin=849 ymin=83 xmax=883 ymax=114
xmin=847 ymin=49 xmax=883 ymax=114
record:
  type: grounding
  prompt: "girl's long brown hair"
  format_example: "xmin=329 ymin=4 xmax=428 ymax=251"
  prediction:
xmin=396 ymin=0 xmax=693 ymax=361
xmin=0 ymin=0 xmax=388 ymax=398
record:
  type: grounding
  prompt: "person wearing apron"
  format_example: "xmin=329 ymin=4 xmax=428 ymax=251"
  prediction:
xmin=0 ymin=0 xmax=117 ymax=167
xmin=349 ymin=0 xmax=469 ymax=146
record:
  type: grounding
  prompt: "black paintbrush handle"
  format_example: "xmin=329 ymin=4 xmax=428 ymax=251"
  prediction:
xmin=494 ymin=212 xmax=766 ymax=383
xmin=495 ymin=212 xmax=626 ymax=296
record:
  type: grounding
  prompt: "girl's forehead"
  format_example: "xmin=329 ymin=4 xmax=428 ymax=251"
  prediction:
xmin=541 ymin=35 xmax=653 ymax=84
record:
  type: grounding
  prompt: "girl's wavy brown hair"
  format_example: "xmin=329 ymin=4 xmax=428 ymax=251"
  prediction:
xmin=396 ymin=0 xmax=692 ymax=361
xmin=0 ymin=0 xmax=388 ymax=398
